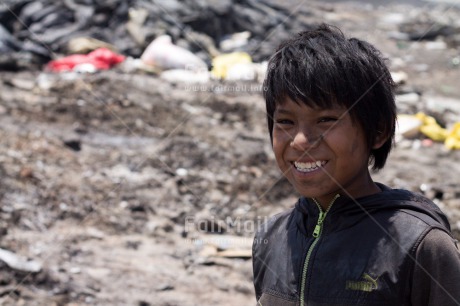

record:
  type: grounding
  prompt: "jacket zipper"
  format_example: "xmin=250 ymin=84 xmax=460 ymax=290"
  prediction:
xmin=300 ymin=194 xmax=340 ymax=306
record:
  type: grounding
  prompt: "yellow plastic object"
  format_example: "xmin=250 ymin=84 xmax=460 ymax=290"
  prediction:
xmin=211 ymin=52 xmax=252 ymax=79
xmin=445 ymin=123 xmax=460 ymax=150
xmin=415 ymin=112 xmax=448 ymax=142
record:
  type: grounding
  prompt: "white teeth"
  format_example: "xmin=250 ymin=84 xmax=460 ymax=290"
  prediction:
xmin=294 ymin=161 xmax=326 ymax=172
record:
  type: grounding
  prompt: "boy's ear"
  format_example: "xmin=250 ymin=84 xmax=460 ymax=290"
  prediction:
xmin=372 ymin=132 xmax=388 ymax=149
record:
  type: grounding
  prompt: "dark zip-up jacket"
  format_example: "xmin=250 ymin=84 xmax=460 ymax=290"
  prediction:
xmin=252 ymin=184 xmax=460 ymax=306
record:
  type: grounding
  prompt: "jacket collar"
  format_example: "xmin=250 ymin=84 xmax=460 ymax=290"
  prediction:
xmin=294 ymin=183 xmax=451 ymax=236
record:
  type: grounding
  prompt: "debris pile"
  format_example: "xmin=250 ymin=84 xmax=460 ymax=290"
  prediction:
xmin=0 ymin=0 xmax=324 ymax=71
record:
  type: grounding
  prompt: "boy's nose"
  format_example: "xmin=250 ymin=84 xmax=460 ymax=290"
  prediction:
xmin=290 ymin=130 xmax=321 ymax=150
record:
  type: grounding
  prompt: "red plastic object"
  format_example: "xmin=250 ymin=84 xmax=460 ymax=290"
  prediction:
xmin=46 ymin=48 xmax=126 ymax=72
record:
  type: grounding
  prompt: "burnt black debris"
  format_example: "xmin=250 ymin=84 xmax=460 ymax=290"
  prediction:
xmin=0 ymin=0 xmax=325 ymax=71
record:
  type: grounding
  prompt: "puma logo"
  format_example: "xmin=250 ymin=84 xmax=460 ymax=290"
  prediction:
xmin=345 ymin=273 xmax=379 ymax=292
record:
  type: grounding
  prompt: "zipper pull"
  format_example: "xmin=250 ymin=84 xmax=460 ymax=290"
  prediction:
xmin=312 ymin=211 xmax=324 ymax=238
xmin=311 ymin=194 xmax=339 ymax=238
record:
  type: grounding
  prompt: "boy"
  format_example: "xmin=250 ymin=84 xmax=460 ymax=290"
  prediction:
xmin=253 ymin=24 xmax=460 ymax=306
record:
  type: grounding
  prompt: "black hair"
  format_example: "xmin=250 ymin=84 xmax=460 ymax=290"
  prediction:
xmin=263 ymin=24 xmax=396 ymax=170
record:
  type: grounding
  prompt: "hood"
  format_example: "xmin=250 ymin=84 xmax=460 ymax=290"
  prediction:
xmin=294 ymin=183 xmax=451 ymax=236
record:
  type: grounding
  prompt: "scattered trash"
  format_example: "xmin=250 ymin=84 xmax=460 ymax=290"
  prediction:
xmin=156 ymin=283 xmax=174 ymax=292
xmin=0 ymin=24 xmax=22 ymax=53
xmin=194 ymin=234 xmax=253 ymax=259
xmin=445 ymin=123 xmax=460 ymax=150
xmin=395 ymin=92 xmax=420 ymax=104
xmin=160 ymin=69 xmax=210 ymax=84
xmin=416 ymin=112 xmax=448 ymax=142
xmin=388 ymin=31 xmax=411 ymax=41
xmin=126 ymin=8 xmax=149 ymax=46
xmin=396 ymin=112 xmax=460 ymax=150
xmin=175 ymin=168 xmax=189 ymax=176
xmin=140 ymin=35 xmax=208 ymax=71
xmin=419 ymin=183 xmax=445 ymax=200
xmin=413 ymin=63 xmax=430 ymax=72
xmin=70 ymin=267 xmax=82 ymax=274
xmin=396 ymin=114 xmax=423 ymax=139
xmin=424 ymin=41 xmax=448 ymax=50
xmin=225 ymin=62 xmax=267 ymax=82
xmin=391 ymin=71 xmax=408 ymax=85
xmin=0 ymin=248 xmax=42 ymax=273
xmin=73 ymin=63 xmax=98 ymax=73
xmin=399 ymin=21 xmax=455 ymax=41
xmin=211 ymin=52 xmax=252 ymax=79
xmin=219 ymin=31 xmax=251 ymax=52
xmin=380 ymin=13 xmax=406 ymax=26
xmin=7 ymin=77 xmax=36 ymax=90
xmin=46 ymin=48 xmax=126 ymax=72
xmin=67 ymin=37 xmax=117 ymax=54
xmin=118 ymin=57 xmax=160 ymax=74
xmin=421 ymin=138 xmax=434 ymax=147
xmin=426 ymin=95 xmax=460 ymax=115
xmin=215 ymin=248 xmax=252 ymax=258
xmin=63 ymin=139 xmax=82 ymax=151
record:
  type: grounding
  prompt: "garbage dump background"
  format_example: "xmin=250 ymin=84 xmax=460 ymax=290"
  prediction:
xmin=1 ymin=0 xmax=460 ymax=305
xmin=0 ymin=0 xmax=321 ymax=70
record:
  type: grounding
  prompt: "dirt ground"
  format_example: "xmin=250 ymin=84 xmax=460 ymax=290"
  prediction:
xmin=1 ymin=1 xmax=460 ymax=306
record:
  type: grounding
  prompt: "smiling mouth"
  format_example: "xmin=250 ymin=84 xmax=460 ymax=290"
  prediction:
xmin=293 ymin=160 xmax=327 ymax=173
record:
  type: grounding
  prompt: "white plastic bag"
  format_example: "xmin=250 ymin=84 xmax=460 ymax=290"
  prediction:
xmin=140 ymin=35 xmax=207 ymax=72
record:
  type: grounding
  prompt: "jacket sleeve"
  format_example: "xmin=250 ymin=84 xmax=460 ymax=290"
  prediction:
xmin=411 ymin=228 xmax=460 ymax=306
xmin=252 ymin=212 xmax=279 ymax=301
xmin=252 ymin=228 xmax=265 ymax=301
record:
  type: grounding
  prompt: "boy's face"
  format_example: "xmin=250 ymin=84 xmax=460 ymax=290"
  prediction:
xmin=272 ymin=97 xmax=379 ymax=207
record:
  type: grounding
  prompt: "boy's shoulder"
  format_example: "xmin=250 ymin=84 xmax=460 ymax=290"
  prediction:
xmin=373 ymin=183 xmax=451 ymax=231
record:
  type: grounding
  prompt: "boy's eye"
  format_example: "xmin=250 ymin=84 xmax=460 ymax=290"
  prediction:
xmin=318 ymin=117 xmax=337 ymax=123
xmin=275 ymin=119 xmax=294 ymax=125
xmin=275 ymin=118 xmax=292 ymax=124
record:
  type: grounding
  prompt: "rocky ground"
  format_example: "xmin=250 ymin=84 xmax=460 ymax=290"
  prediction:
xmin=1 ymin=1 xmax=460 ymax=306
